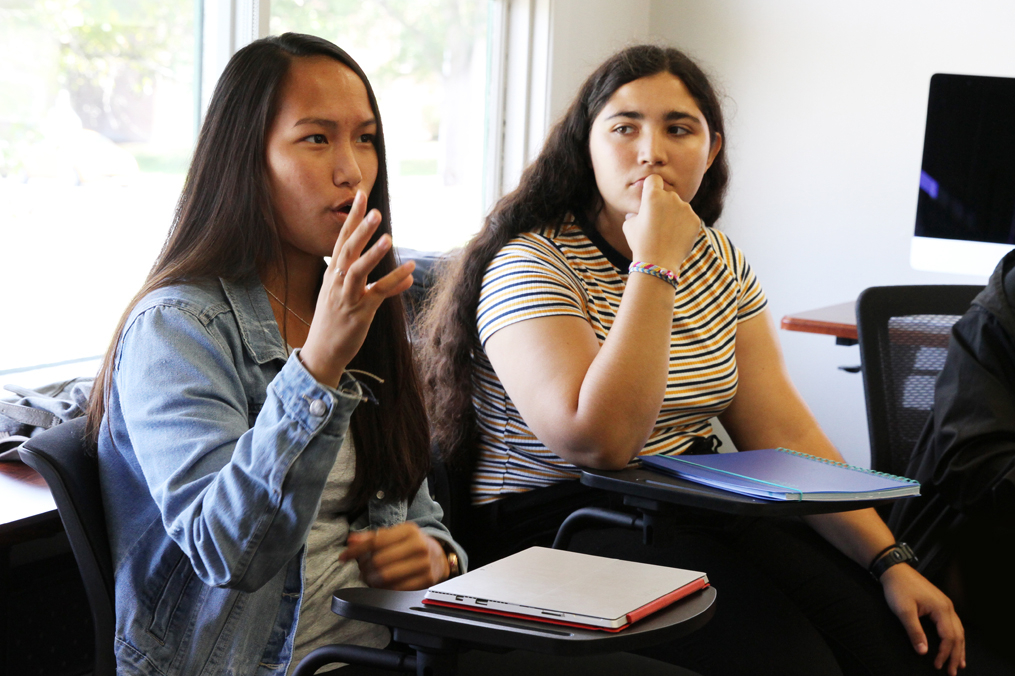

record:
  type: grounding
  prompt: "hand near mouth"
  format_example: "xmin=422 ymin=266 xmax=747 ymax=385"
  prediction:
xmin=299 ymin=190 xmax=415 ymax=388
xmin=631 ymin=174 xmax=675 ymax=191
xmin=621 ymin=174 xmax=701 ymax=275
xmin=331 ymin=197 xmax=356 ymax=215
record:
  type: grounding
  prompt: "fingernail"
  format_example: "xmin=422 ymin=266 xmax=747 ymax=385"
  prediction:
xmin=377 ymin=235 xmax=391 ymax=251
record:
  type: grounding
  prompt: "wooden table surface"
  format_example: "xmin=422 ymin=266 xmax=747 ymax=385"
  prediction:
xmin=0 ymin=460 xmax=57 ymax=535
xmin=780 ymin=301 xmax=857 ymax=341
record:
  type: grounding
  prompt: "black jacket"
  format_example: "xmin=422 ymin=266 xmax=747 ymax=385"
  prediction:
xmin=889 ymin=251 xmax=1015 ymax=580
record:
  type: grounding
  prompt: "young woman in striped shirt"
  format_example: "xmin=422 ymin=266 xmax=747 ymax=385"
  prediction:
xmin=419 ymin=45 xmax=964 ymax=676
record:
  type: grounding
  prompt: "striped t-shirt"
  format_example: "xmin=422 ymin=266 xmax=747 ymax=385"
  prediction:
xmin=472 ymin=220 xmax=768 ymax=504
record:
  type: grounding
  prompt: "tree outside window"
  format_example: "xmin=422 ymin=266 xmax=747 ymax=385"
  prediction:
xmin=0 ymin=0 xmax=196 ymax=380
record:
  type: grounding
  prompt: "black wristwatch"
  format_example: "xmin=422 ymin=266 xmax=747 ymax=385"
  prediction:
xmin=868 ymin=542 xmax=918 ymax=581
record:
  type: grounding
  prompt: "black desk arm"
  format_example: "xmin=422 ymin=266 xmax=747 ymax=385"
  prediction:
xmin=291 ymin=644 xmax=417 ymax=676
xmin=552 ymin=506 xmax=646 ymax=550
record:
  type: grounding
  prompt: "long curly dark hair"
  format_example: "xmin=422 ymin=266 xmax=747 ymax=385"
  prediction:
xmin=416 ymin=44 xmax=728 ymax=470
xmin=88 ymin=33 xmax=430 ymax=508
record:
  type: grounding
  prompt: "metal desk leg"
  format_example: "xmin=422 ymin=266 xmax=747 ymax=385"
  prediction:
xmin=394 ymin=628 xmax=463 ymax=676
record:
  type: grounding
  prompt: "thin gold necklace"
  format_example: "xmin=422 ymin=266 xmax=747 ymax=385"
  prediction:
xmin=263 ymin=285 xmax=312 ymax=327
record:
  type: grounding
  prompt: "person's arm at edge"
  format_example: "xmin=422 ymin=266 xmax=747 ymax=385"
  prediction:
xmin=718 ymin=309 xmax=965 ymax=675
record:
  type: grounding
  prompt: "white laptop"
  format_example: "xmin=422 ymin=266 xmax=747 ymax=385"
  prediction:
xmin=423 ymin=546 xmax=709 ymax=631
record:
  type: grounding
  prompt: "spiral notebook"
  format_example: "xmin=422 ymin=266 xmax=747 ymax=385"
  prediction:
xmin=641 ymin=448 xmax=920 ymax=502
xmin=423 ymin=546 xmax=709 ymax=631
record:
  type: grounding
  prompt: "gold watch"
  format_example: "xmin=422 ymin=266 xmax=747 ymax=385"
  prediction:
xmin=442 ymin=543 xmax=460 ymax=578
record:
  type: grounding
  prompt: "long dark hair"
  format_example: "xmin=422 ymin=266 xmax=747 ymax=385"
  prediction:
xmin=87 ymin=33 xmax=430 ymax=508
xmin=417 ymin=44 xmax=728 ymax=469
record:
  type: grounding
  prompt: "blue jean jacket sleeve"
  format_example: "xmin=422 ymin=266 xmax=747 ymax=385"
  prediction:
xmin=408 ymin=479 xmax=468 ymax=573
xmin=116 ymin=302 xmax=361 ymax=592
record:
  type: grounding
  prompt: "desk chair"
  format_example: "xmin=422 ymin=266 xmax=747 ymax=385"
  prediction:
xmin=397 ymin=247 xmax=443 ymax=327
xmin=855 ymin=285 xmax=983 ymax=479
xmin=18 ymin=417 xmax=115 ymax=676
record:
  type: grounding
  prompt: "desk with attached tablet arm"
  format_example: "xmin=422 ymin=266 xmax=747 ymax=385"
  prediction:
xmin=292 ymin=585 xmax=716 ymax=676
xmin=550 ymin=466 xmax=903 ymax=550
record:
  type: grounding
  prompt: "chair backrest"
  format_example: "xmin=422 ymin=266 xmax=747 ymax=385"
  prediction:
xmin=856 ymin=285 xmax=983 ymax=478
xmin=19 ymin=416 xmax=115 ymax=676
xmin=427 ymin=453 xmax=476 ymax=540
xmin=396 ymin=247 xmax=443 ymax=326
xmin=397 ymin=247 xmax=481 ymax=546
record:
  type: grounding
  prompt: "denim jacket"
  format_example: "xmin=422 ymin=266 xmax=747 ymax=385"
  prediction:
xmin=98 ymin=277 xmax=465 ymax=676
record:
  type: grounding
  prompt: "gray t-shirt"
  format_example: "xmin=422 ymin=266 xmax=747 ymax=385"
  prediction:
xmin=287 ymin=434 xmax=390 ymax=673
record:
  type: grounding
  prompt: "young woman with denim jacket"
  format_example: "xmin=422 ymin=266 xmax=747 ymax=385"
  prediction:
xmin=86 ymin=34 xmax=465 ymax=676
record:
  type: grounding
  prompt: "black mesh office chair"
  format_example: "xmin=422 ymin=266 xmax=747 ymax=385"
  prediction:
xmin=855 ymin=285 xmax=983 ymax=481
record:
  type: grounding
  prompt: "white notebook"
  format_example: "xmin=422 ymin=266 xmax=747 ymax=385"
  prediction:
xmin=423 ymin=546 xmax=708 ymax=631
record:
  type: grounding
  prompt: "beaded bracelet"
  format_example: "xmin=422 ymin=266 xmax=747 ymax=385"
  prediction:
xmin=629 ymin=261 xmax=679 ymax=289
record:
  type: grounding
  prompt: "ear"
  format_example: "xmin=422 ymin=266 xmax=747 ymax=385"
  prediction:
xmin=705 ymin=132 xmax=723 ymax=170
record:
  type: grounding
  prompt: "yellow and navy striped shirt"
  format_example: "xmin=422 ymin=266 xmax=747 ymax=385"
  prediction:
xmin=472 ymin=221 xmax=768 ymax=504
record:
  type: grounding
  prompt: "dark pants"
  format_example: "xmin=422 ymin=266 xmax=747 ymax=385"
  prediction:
xmin=467 ymin=483 xmax=940 ymax=676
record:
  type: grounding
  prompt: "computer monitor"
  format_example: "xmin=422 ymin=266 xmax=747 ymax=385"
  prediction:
xmin=910 ymin=73 xmax=1015 ymax=276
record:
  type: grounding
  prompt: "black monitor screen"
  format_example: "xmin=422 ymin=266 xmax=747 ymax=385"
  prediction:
xmin=916 ymin=73 xmax=1015 ymax=245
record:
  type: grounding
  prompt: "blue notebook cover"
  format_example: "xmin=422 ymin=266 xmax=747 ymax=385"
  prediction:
xmin=640 ymin=449 xmax=920 ymax=502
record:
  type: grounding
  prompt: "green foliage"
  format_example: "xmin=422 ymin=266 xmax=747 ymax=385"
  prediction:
xmin=3 ymin=0 xmax=193 ymax=102
xmin=130 ymin=146 xmax=192 ymax=174
xmin=0 ymin=0 xmax=195 ymax=175
xmin=51 ymin=0 xmax=194 ymax=95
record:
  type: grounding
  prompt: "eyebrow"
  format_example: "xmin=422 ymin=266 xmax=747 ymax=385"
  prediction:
xmin=605 ymin=110 xmax=698 ymax=122
xmin=293 ymin=117 xmax=378 ymax=130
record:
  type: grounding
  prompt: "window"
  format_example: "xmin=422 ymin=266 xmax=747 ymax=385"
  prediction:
xmin=1 ymin=0 xmax=517 ymax=385
xmin=1 ymin=0 xmax=198 ymax=385
xmin=269 ymin=0 xmax=493 ymax=252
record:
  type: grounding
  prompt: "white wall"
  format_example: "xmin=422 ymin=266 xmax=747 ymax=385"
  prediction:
xmin=547 ymin=0 xmax=652 ymax=123
xmin=496 ymin=0 xmax=652 ymax=195
xmin=641 ymin=0 xmax=1015 ymax=466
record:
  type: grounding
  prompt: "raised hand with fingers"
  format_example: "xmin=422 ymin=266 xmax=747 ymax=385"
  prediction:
xmin=299 ymin=190 xmax=415 ymax=388
xmin=622 ymin=173 xmax=702 ymax=276
xmin=340 ymin=522 xmax=451 ymax=591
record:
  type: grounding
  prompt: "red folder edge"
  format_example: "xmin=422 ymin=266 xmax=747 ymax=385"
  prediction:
xmin=626 ymin=576 xmax=709 ymax=624
xmin=421 ymin=577 xmax=709 ymax=633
